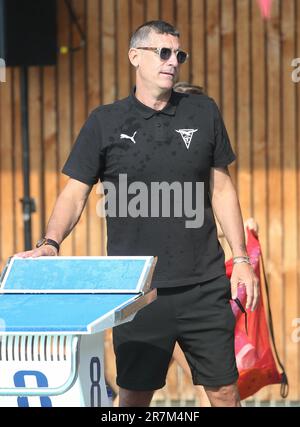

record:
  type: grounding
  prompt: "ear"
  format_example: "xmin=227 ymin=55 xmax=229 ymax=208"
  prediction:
xmin=128 ymin=48 xmax=139 ymax=68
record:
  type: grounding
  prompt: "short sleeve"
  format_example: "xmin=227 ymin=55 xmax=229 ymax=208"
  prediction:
xmin=211 ymin=101 xmax=236 ymax=167
xmin=62 ymin=111 xmax=104 ymax=185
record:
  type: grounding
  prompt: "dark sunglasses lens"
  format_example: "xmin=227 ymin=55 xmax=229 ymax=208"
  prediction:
xmin=177 ymin=51 xmax=187 ymax=64
xmin=160 ymin=48 xmax=172 ymax=60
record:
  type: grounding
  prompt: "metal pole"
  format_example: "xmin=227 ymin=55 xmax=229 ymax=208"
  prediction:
xmin=20 ymin=66 xmax=35 ymax=250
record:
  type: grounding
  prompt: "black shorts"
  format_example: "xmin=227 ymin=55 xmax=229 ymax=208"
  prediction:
xmin=113 ymin=274 xmax=238 ymax=391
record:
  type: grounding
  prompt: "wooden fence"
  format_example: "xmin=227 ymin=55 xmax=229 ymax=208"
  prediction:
xmin=0 ymin=0 xmax=299 ymax=403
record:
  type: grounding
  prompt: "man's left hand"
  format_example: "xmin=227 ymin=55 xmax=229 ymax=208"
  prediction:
xmin=230 ymin=263 xmax=260 ymax=311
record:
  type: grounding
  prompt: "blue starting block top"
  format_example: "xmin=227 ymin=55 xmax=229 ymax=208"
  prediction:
xmin=0 ymin=256 xmax=157 ymax=335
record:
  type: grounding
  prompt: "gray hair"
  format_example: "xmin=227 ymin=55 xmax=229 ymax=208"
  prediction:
xmin=129 ymin=20 xmax=180 ymax=49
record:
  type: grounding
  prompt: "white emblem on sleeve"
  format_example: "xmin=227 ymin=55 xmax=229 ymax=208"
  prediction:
xmin=120 ymin=131 xmax=137 ymax=144
xmin=175 ymin=129 xmax=198 ymax=149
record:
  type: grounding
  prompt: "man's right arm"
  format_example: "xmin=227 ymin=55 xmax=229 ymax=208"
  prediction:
xmin=16 ymin=178 xmax=93 ymax=258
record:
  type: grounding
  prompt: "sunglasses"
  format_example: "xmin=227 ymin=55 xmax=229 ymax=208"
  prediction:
xmin=136 ymin=47 xmax=189 ymax=64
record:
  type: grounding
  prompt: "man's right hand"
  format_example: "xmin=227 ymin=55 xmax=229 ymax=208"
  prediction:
xmin=15 ymin=245 xmax=58 ymax=258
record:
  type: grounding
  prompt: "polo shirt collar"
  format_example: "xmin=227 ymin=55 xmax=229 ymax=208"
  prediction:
xmin=130 ymin=87 xmax=179 ymax=119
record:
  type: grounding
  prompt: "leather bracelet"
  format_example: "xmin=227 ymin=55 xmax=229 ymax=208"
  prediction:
xmin=36 ymin=237 xmax=60 ymax=253
xmin=45 ymin=239 xmax=60 ymax=253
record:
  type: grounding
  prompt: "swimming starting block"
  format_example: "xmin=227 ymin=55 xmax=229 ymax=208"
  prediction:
xmin=0 ymin=256 xmax=157 ymax=407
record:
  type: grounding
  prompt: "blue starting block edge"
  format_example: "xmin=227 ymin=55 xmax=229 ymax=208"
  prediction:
xmin=0 ymin=292 xmax=158 ymax=335
xmin=0 ymin=256 xmax=158 ymax=335
xmin=0 ymin=256 xmax=156 ymax=293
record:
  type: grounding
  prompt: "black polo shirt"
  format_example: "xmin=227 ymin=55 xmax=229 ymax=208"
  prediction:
xmin=62 ymin=90 xmax=236 ymax=288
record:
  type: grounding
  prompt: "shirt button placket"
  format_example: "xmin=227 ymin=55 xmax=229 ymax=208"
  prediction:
xmin=155 ymin=115 xmax=164 ymax=139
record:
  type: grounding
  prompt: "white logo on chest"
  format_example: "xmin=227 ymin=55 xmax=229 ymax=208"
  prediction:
xmin=120 ymin=131 xmax=137 ymax=144
xmin=175 ymin=129 xmax=198 ymax=149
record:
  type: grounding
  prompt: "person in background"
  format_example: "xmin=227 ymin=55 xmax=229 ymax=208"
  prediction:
xmin=173 ymin=81 xmax=205 ymax=95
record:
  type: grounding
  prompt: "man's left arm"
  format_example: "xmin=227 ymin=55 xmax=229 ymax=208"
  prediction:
xmin=210 ymin=166 xmax=259 ymax=311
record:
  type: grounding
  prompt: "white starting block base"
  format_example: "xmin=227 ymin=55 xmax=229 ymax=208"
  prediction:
xmin=0 ymin=333 xmax=110 ymax=407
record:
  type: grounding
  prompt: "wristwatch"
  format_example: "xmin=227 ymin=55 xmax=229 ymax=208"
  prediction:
xmin=36 ymin=237 xmax=60 ymax=253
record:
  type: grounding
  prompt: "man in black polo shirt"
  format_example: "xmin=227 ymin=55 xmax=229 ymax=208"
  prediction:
xmin=17 ymin=21 xmax=259 ymax=407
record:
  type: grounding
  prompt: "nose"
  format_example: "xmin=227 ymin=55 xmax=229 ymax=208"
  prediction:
xmin=167 ymin=50 xmax=179 ymax=67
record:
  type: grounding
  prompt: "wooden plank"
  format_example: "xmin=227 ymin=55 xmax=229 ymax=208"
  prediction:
xmin=13 ymin=68 xmax=24 ymax=253
xmin=281 ymin=0 xmax=298 ymax=400
xmin=221 ymin=0 xmax=237 ymax=185
xmin=250 ymin=0 xmax=267 ymax=264
xmin=172 ymin=346 xmax=198 ymax=402
xmin=102 ymin=0 xmax=117 ymax=104
xmin=146 ymin=0 xmax=159 ymax=20
xmin=57 ymin=0 xmax=73 ymax=255
xmin=206 ymin=0 xmax=221 ymax=103
xmin=130 ymin=0 xmax=145 ymax=86
xmin=161 ymin=0 xmax=175 ymax=24
xmin=208 ymin=0 xmax=230 ymax=258
xmin=86 ymin=0 xmax=103 ymax=256
xmin=104 ymin=329 xmax=118 ymax=401
xmin=116 ymin=0 xmax=130 ymax=99
xmin=153 ymin=384 xmax=167 ymax=404
xmin=71 ymin=0 xmax=88 ymax=256
xmin=101 ymin=0 xmax=118 ymax=257
xmin=42 ymin=65 xmax=58 ymax=241
xmin=131 ymin=0 xmax=145 ymax=30
xmin=191 ymin=0 xmax=205 ymax=87
xmin=176 ymin=0 xmax=190 ymax=82
xmin=0 ymin=69 xmax=14 ymax=268
xmin=165 ymin=358 xmax=181 ymax=402
xmin=265 ymin=0 xmax=284 ymax=401
xmin=28 ymin=67 xmax=43 ymax=252
xmin=250 ymin=0 xmax=269 ymax=401
xmin=236 ymin=0 xmax=251 ymax=218
xmin=87 ymin=0 xmax=101 ymax=110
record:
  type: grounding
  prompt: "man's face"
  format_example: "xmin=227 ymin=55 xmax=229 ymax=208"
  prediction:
xmin=134 ymin=31 xmax=182 ymax=93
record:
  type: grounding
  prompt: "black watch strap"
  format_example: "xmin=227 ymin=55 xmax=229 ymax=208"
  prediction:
xmin=36 ymin=237 xmax=60 ymax=253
